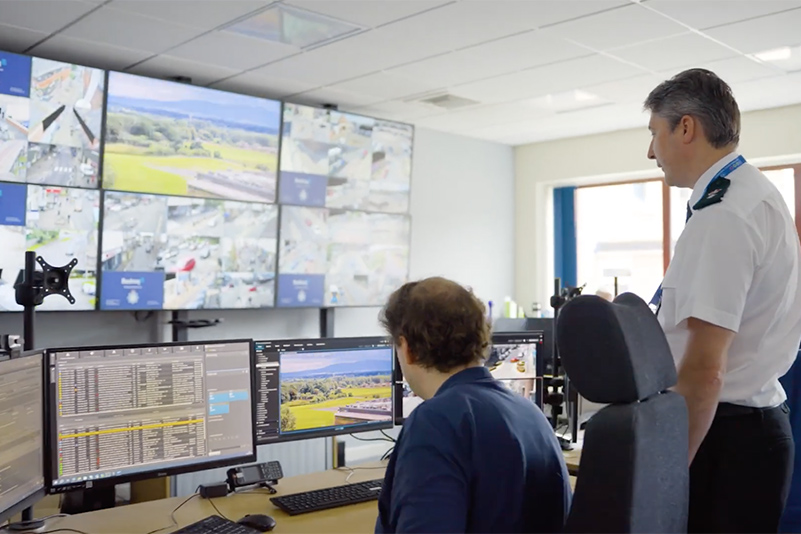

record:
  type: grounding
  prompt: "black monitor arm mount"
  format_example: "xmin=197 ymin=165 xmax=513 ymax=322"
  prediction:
xmin=9 ymin=251 xmax=76 ymax=528
xmin=545 ymin=278 xmax=584 ymax=450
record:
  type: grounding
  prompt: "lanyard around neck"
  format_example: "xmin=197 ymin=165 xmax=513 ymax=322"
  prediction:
xmin=649 ymin=154 xmax=746 ymax=314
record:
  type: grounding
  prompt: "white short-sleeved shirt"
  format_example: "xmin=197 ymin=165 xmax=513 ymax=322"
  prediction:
xmin=659 ymin=152 xmax=801 ymax=408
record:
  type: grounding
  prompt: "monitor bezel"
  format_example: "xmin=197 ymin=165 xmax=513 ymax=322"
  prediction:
xmin=254 ymin=335 xmax=395 ymax=445
xmin=0 ymin=349 xmax=47 ymax=523
xmin=44 ymin=339 xmax=258 ymax=494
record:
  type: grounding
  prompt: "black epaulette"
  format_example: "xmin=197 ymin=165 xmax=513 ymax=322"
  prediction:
xmin=692 ymin=175 xmax=731 ymax=210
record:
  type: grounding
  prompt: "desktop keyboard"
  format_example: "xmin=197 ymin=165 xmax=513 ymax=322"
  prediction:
xmin=172 ymin=515 xmax=261 ymax=534
xmin=270 ymin=479 xmax=384 ymax=515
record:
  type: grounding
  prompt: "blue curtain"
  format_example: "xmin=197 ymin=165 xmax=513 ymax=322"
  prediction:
xmin=553 ymin=187 xmax=577 ymax=287
xmin=781 ymin=350 xmax=801 ymax=532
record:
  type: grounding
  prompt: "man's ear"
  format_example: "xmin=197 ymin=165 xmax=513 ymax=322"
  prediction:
xmin=398 ymin=336 xmax=417 ymax=365
xmin=679 ymin=114 xmax=697 ymax=145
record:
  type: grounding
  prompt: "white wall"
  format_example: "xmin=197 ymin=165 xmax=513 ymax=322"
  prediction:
xmin=408 ymin=128 xmax=516 ymax=308
xmin=514 ymin=103 xmax=801 ymax=311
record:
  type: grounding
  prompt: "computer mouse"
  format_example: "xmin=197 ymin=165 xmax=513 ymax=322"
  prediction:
xmin=237 ymin=514 xmax=277 ymax=532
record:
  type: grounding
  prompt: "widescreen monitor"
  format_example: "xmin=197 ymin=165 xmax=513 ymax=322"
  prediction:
xmin=276 ymin=205 xmax=410 ymax=307
xmin=254 ymin=337 xmax=393 ymax=444
xmin=0 ymin=49 xmax=105 ymax=187
xmin=279 ymin=103 xmax=413 ymax=213
xmin=0 ymin=49 xmax=105 ymax=312
xmin=46 ymin=340 xmax=257 ymax=492
xmin=393 ymin=331 xmax=545 ymax=425
xmin=102 ymin=71 xmax=281 ymax=203
xmin=0 ymin=351 xmax=46 ymax=523
xmin=99 ymin=191 xmax=278 ymax=310
xmin=0 ymin=183 xmax=100 ymax=311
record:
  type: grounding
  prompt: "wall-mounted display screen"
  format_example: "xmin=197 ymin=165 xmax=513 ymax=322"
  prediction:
xmin=0 ymin=50 xmax=103 ymax=187
xmin=102 ymin=72 xmax=281 ymax=202
xmin=100 ymin=191 xmax=278 ymax=310
xmin=277 ymin=205 xmax=410 ymax=307
xmin=279 ymin=103 xmax=412 ymax=213
xmin=0 ymin=182 xmax=99 ymax=311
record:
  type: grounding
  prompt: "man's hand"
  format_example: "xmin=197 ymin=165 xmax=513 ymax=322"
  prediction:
xmin=674 ymin=317 xmax=735 ymax=465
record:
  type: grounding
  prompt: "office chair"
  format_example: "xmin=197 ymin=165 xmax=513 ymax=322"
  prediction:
xmin=556 ymin=292 xmax=689 ymax=533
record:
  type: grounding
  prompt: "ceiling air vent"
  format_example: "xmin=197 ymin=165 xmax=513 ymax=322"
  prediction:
xmin=416 ymin=93 xmax=480 ymax=110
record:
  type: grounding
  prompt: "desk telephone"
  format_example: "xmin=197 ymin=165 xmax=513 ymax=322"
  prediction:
xmin=227 ymin=461 xmax=284 ymax=494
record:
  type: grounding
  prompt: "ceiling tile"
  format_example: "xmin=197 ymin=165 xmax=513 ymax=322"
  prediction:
xmin=209 ymin=71 xmax=316 ymax=99
xmin=704 ymin=8 xmax=801 ymax=54
xmin=60 ymin=6 xmax=206 ymax=54
xmin=730 ymin=74 xmax=801 ymax=112
xmin=288 ymin=87 xmax=385 ymax=108
xmin=350 ymin=100 xmax=442 ymax=121
xmin=693 ymin=56 xmax=782 ymax=84
xmin=284 ymin=0 xmax=451 ymax=28
xmin=126 ymin=55 xmax=241 ymax=86
xmin=451 ymin=54 xmax=645 ymax=104
xmin=108 ymin=0 xmax=269 ymax=30
xmin=415 ymin=101 xmax=554 ymax=131
xmin=328 ymin=72 xmax=442 ymax=101
xmin=369 ymin=2 xmax=539 ymax=56
xmin=464 ymin=120 xmax=552 ymax=144
xmin=547 ymin=3 xmax=686 ymax=50
xmin=250 ymin=27 xmax=443 ymax=86
xmin=487 ymin=103 xmax=649 ymax=146
xmin=387 ymin=29 xmax=591 ymax=88
xmin=29 ymin=35 xmax=154 ymax=71
xmin=0 ymin=0 xmax=98 ymax=34
xmin=610 ymin=32 xmax=738 ymax=72
xmin=581 ymin=74 xmax=665 ymax=105
xmin=482 ymin=0 xmax=629 ymax=29
xmin=645 ymin=0 xmax=801 ymax=30
xmin=0 ymin=24 xmax=49 ymax=53
xmin=167 ymin=31 xmax=299 ymax=71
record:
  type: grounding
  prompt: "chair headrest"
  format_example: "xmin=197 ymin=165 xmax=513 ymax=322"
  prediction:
xmin=556 ymin=292 xmax=677 ymax=404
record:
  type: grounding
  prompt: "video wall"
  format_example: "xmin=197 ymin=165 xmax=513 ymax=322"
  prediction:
xmin=277 ymin=206 xmax=410 ymax=307
xmin=0 ymin=48 xmax=413 ymax=311
xmin=279 ymin=103 xmax=413 ymax=213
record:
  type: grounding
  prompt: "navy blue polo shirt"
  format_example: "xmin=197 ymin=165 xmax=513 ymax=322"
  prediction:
xmin=376 ymin=366 xmax=572 ymax=533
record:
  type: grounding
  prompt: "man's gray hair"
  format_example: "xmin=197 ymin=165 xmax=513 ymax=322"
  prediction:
xmin=644 ymin=68 xmax=740 ymax=149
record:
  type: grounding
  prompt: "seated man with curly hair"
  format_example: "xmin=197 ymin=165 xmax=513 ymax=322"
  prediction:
xmin=376 ymin=277 xmax=572 ymax=534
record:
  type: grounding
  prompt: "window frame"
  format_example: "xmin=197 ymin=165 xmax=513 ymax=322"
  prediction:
xmin=572 ymin=164 xmax=801 ymax=281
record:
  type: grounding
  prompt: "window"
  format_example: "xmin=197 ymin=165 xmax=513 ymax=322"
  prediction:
xmin=575 ymin=180 xmax=664 ymax=302
xmin=763 ymin=168 xmax=796 ymax=220
xmin=570 ymin=164 xmax=800 ymax=304
xmin=670 ymin=166 xmax=798 ymax=257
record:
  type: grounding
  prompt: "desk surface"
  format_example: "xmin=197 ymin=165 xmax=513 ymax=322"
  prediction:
xmin=49 ymin=449 xmax=581 ymax=534
xmin=51 ymin=464 xmax=388 ymax=534
xmin=563 ymin=447 xmax=581 ymax=474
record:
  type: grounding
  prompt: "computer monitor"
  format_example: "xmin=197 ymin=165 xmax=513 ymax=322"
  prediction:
xmin=0 ymin=350 xmax=46 ymax=523
xmin=487 ymin=331 xmax=543 ymax=400
xmin=492 ymin=318 xmax=554 ymax=375
xmin=393 ymin=331 xmax=545 ymax=425
xmin=254 ymin=337 xmax=393 ymax=444
xmin=46 ymin=340 xmax=257 ymax=493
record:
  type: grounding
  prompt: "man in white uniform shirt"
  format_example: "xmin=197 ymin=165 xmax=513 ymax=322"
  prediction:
xmin=644 ymin=68 xmax=801 ymax=533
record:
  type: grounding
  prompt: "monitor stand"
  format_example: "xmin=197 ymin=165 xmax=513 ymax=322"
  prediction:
xmin=60 ymin=487 xmax=116 ymax=514
xmin=6 ymin=519 xmax=46 ymax=531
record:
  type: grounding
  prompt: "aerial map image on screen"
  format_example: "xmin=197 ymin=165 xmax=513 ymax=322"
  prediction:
xmin=103 ymin=72 xmax=281 ymax=202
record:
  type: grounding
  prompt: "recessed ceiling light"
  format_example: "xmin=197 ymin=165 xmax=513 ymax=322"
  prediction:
xmin=524 ymin=90 xmax=609 ymax=113
xmin=753 ymin=47 xmax=792 ymax=62
xmin=224 ymin=4 xmax=363 ymax=49
xmin=750 ymin=45 xmax=801 ymax=72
